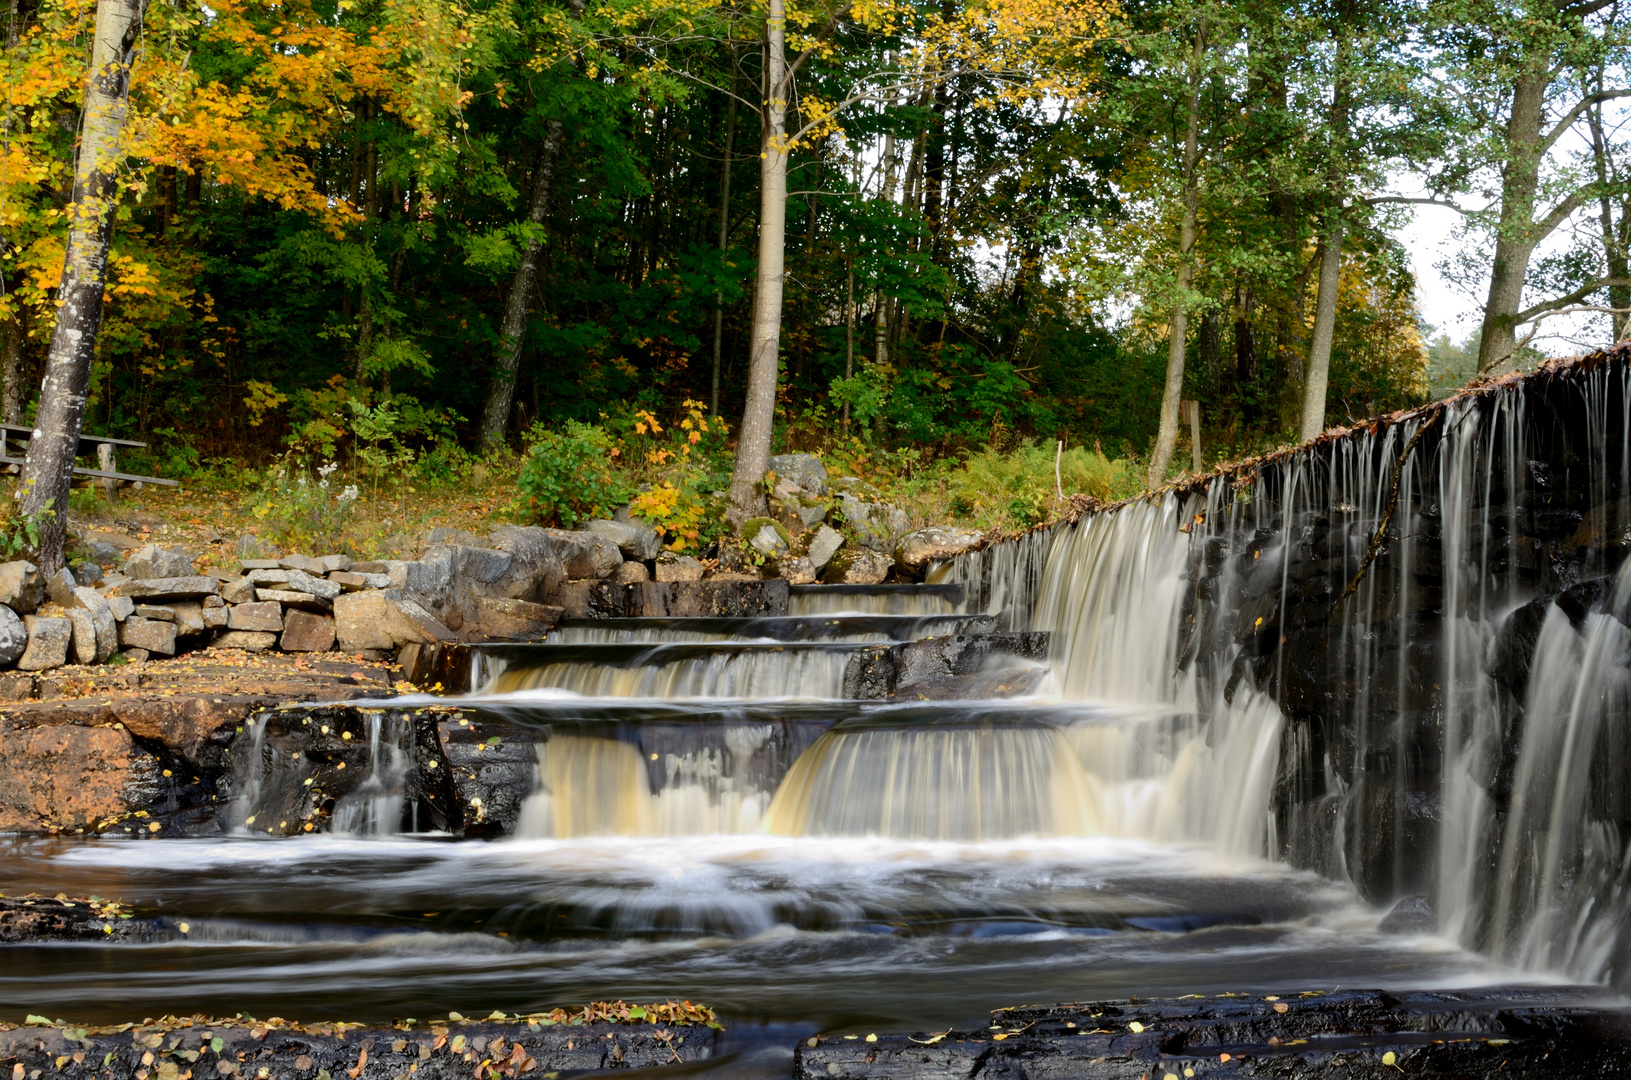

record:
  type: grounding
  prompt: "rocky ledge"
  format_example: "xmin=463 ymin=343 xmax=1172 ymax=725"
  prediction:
xmin=0 ymin=1002 xmax=721 ymax=1079
xmin=795 ymin=989 xmax=1631 ymax=1079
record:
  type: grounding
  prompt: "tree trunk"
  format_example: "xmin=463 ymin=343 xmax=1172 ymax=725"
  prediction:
xmin=725 ymin=0 xmax=789 ymax=526
xmin=0 ymin=306 xmax=24 ymax=424
xmin=1147 ymin=24 xmax=1205 ymax=490
xmin=1300 ymin=226 xmax=1344 ymax=441
xmin=1587 ymin=95 xmax=1630 ymax=340
xmin=20 ymin=0 xmax=145 ymax=575
xmin=478 ymin=119 xmax=564 ymax=449
xmin=712 ymin=84 xmax=736 ymax=417
xmin=1476 ymin=70 xmax=1547 ymax=372
xmin=843 ymin=263 xmax=855 ymax=430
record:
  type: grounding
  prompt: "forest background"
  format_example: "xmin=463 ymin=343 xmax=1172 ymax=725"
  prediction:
xmin=4 ymin=0 xmax=1631 ymax=553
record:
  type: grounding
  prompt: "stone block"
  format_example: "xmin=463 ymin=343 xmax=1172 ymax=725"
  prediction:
xmin=0 ymin=722 xmax=160 ymax=831
xmin=45 ymin=567 xmax=77 ymax=607
xmin=105 ymin=594 xmax=134 ymax=621
xmin=220 ymin=577 xmax=256 ymax=604
xmin=117 ymin=616 xmax=176 ymax=658
xmin=586 ymin=518 xmax=662 ymax=562
xmin=256 ymin=588 xmax=329 ymax=612
xmin=655 ymin=555 xmax=704 ymax=583
xmin=18 ymin=616 xmax=71 ymax=670
xmin=283 ymin=567 xmax=341 ymax=600
xmin=895 ymin=526 xmax=986 ymax=574
xmin=749 ymin=521 xmax=790 ymax=558
xmin=70 ymin=562 xmax=103 ymax=586
xmin=133 ymin=605 xmax=176 ymax=621
xmin=280 ymin=609 xmax=336 ymax=652
xmin=533 ymin=528 xmax=622 ymax=580
xmin=122 ymin=648 xmax=150 ymax=663
xmin=317 ymin=554 xmax=351 ymax=573
xmin=807 ymin=524 xmax=844 ymax=572
xmin=611 ymin=561 xmax=650 ymax=583
xmin=68 ymin=607 xmax=97 ymax=665
xmin=239 ymin=559 xmax=281 ymax=571
xmin=168 ymin=600 xmax=206 ymax=636
xmin=0 ymin=605 xmax=25 ymax=667
xmin=246 ymin=568 xmax=290 ymax=584
xmin=0 ymin=561 xmax=43 ymax=614
xmin=767 ymin=452 xmax=827 ymax=496
xmin=72 ymin=588 xmax=118 ymax=662
xmin=469 ymin=596 xmax=563 ymax=641
xmin=333 ymin=591 xmax=456 ymax=652
xmin=124 ymin=544 xmax=194 ymax=580
xmin=118 ymin=576 xmax=219 ymax=601
xmin=774 ymin=556 xmax=818 ymax=585
xmin=228 ymin=601 xmax=284 ymax=632
xmin=214 ymin=630 xmax=277 ymax=651
xmin=328 ymin=571 xmax=369 ymax=591
xmin=837 ymin=494 xmax=910 ymax=553
xmin=202 ymin=603 xmax=228 ymax=630
xmin=349 ymin=561 xmax=389 ymax=573
xmin=826 ymin=550 xmax=891 ymax=585
xmin=278 ymin=554 xmax=327 ymax=575
xmin=484 ymin=526 xmax=571 ymax=598
xmin=83 ymin=529 xmax=140 ymax=553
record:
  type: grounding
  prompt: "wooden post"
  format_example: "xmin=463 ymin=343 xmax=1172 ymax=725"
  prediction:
xmin=96 ymin=442 xmax=117 ymax=505
xmin=1180 ymin=399 xmax=1202 ymax=473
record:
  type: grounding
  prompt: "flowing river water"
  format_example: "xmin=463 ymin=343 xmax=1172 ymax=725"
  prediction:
xmin=5 ymin=364 xmax=1631 ymax=1075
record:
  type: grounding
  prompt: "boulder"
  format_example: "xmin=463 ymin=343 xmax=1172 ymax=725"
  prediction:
xmin=228 ymin=601 xmax=284 ymax=632
xmin=18 ymin=616 xmax=72 ymax=670
xmin=895 ymin=526 xmax=986 ymax=574
xmin=611 ymin=561 xmax=651 ymax=583
xmin=748 ymin=519 xmax=790 ymax=558
xmin=795 ymin=502 xmax=829 ymax=529
xmin=67 ymin=607 xmax=98 ymax=665
xmin=125 ymin=544 xmax=194 ymax=580
xmin=45 ymin=567 xmax=77 ymax=607
xmin=767 ymin=452 xmax=827 ymax=496
xmin=0 ymin=561 xmax=43 ymax=614
xmin=837 ymin=494 xmax=910 ymax=553
xmin=806 ymin=524 xmax=844 ymax=572
xmin=219 ymin=577 xmax=256 ymax=604
xmin=826 ymin=550 xmax=892 ymax=585
xmin=214 ymin=630 xmax=277 ymax=651
xmin=167 ymin=600 xmax=206 ymax=636
xmin=586 ymin=518 xmax=663 ymax=562
xmin=202 ymin=602 xmax=228 ymax=629
xmin=523 ymin=527 xmax=620 ymax=581
xmin=774 ymin=556 xmax=818 ymax=585
xmin=69 ymin=561 xmax=103 ymax=586
xmin=655 ymin=555 xmax=705 ymax=583
xmin=105 ymin=594 xmax=134 ymax=621
xmin=0 ymin=605 xmax=25 ymax=667
xmin=116 ymin=615 xmax=176 ymax=658
xmin=280 ymin=609 xmax=337 ymax=652
xmin=469 ymin=597 xmax=563 ymax=641
xmin=283 ymin=568 xmax=342 ymax=601
xmin=333 ymin=591 xmax=456 ymax=652
xmin=71 ymin=587 xmax=118 ymax=661
xmin=118 ymin=576 xmax=219 ymax=601
xmin=256 ymin=588 xmax=329 ymax=612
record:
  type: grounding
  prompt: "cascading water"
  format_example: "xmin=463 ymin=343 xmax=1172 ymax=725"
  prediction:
xmin=9 ymin=355 xmax=1631 ymax=1055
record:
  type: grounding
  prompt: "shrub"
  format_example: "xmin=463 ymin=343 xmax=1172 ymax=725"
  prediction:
xmin=942 ymin=441 xmax=1140 ymax=530
xmin=515 ymin=421 xmax=635 ymax=528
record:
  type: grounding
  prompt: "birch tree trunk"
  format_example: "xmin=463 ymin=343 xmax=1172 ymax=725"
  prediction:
xmin=1146 ymin=25 xmax=1204 ymax=490
xmin=479 ymin=119 xmax=564 ymax=449
xmin=726 ymin=0 xmax=788 ymax=526
xmin=20 ymin=0 xmax=145 ymax=575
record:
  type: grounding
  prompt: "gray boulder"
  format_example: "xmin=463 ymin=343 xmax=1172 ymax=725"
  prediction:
xmin=750 ymin=522 xmax=790 ymax=558
xmin=806 ymin=525 xmax=844 ymax=572
xmin=767 ymin=453 xmax=827 ymax=496
xmin=895 ymin=526 xmax=986 ymax=574
xmin=19 ymin=615 xmax=71 ymax=670
xmin=45 ymin=567 xmax=77 ymax=608
xmin=773 ymin=555 xmax=817 ymax=585
xmin=837 ymin=495 xmax=910 ymax=553
xmin=0 ymin=561 xmax=43 ymax=614
xmin=70 ymin=586 xmax=118 ymax=661
xmin=284 ymin=567 xmax=342 ymax=601
xmin=125 ymin=544 xmax=194 ymax=580
xmin=334 ymin=591 xmax=456 ymax=652
xmin=586 ymin=518 xmax=662 ymax=562
xmin=828 ymin=550 xmax=891 ymax=585
xmin=118 ymin=576 xmax=219 ymax=601
xmin=655 ymin=555 xmax=704 ymax=583
xmin=0 ymin=605 xmax=25 ymax=667
xmin=532 ymin=528 xmax=622 ymax=580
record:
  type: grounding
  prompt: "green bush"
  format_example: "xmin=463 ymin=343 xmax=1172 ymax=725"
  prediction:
xmin=515 ymin=421 xmax=635 ymax=528
xmin=942 ymin=441 xmax=1141 ymax=530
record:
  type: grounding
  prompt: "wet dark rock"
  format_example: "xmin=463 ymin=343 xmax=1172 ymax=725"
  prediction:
xmin=1378 ymin=894 xmax=1435 ymax=934
xmin=551 ymin=579 xmax=790 ymax=618
xmin=0 ymin=894 xmax=150 ymax=942
xmin=845 ymin=633 xmax=1049 ymax=700
xmin=435 ymin=714 xmax=540 ymax=838
xmin=0 ymin=1017 xmax=719 ymax=1078
xmin=795 ymin=989 xmax=1631 ymax=1079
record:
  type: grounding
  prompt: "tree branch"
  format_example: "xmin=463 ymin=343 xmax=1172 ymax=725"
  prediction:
xmin=1542 ymin=89 xmax=1631 ymax=156
xmin=1362 ymin=195 xmax=1473 ymax=215
xmin=1515 ymin=285 xmax=1631 ymax=324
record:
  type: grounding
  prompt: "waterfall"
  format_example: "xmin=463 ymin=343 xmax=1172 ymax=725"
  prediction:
xmin=229 ymin=710 xmax=415 ymax=837
xmin=487 ymin=643 xmax=862 ymax=699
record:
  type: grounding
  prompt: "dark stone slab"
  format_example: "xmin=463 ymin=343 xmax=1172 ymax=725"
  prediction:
xmin=551 ymin=579 xmax=790 ymax=618
xmin=795 ymin=989 xmax=1631 ymax=1079
xmin=844 ymin=633 xmax=1049 ymax=700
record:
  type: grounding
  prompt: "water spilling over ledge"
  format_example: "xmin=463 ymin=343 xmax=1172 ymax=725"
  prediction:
xmin=5 ymin=349 xmax=1631 ymax=1070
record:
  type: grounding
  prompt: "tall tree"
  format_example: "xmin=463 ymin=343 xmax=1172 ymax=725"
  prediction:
xmin=20 ymin=0 xmax=146 ymax=574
